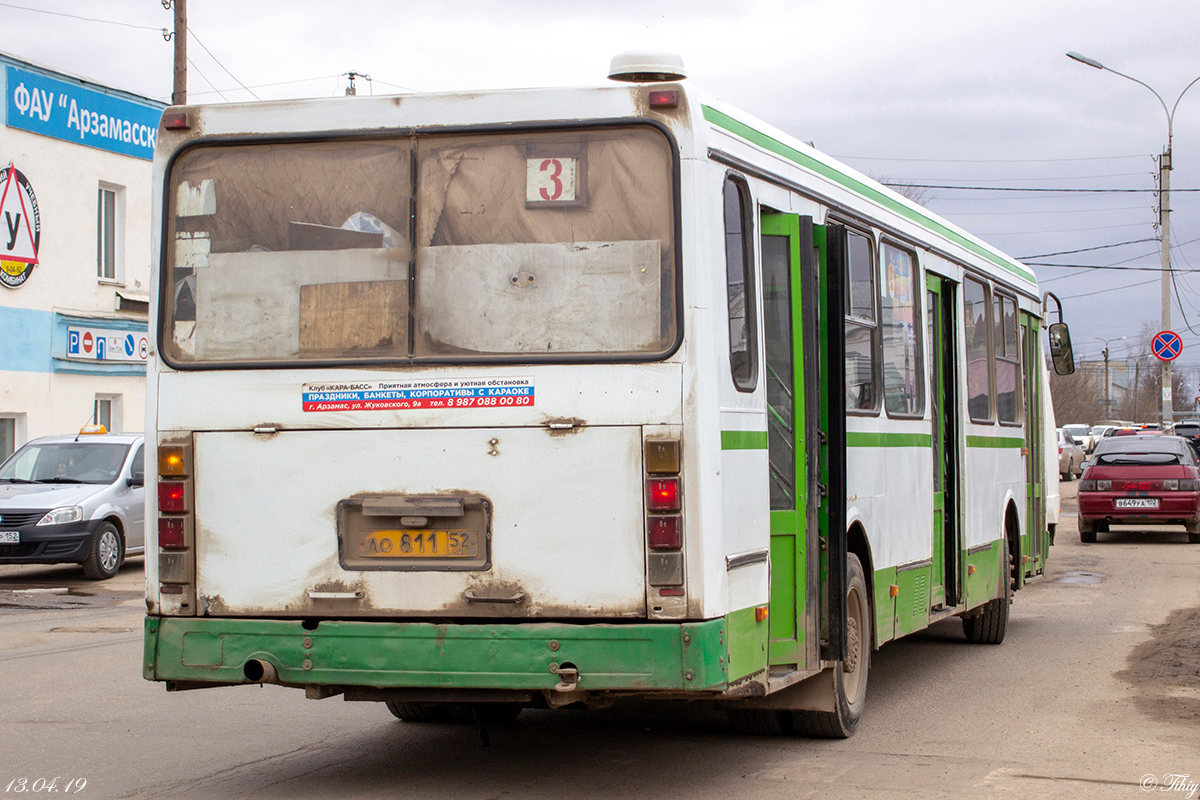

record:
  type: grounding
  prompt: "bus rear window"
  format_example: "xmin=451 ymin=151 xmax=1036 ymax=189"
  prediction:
xmin=161 ymin=127 xmax=677 ymax=366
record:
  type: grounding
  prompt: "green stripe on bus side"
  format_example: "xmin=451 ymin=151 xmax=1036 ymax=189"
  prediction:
xmin=965 ymin=435 xmax=1025 ymax=449
xmin=847 ymin=432 xmax=932 ymax=448
xmin=722 ymin=430 xmax=769 ymax=450
xmin=701 ymin=105 xmax=1036 ymax=284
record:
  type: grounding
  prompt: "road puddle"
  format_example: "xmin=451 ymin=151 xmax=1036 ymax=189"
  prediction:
xmin=1055 ymin=570 xmax=1106 ymax=584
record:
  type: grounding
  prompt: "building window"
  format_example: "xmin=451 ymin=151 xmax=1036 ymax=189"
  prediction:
xmin=94 ymin=395 xmax=122 ymax=432
xmin=844 ymin=229 xmax=878 ymax=413
xmin=723 ymin=177 xmax=757 ymax=391
xmin=0 ymin=417 xmax=16 ymax=462
xmin=880 ymin=242 xmax=923 ymax=417
xmin=97 ymin=183 xmax=125 ymax=282
xmin=995 ymin=292 xmax=1021 ymax=423
xmin=964 ymin=276 xmax=993 ymax=422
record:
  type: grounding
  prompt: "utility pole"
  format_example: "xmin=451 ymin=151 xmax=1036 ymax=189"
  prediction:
xmin=1067 ymin=52 xmax=1200 ymax=431
xmin=1158 ymin=147 xmax=1172 ymax=430
xmin=1134 ymin=360 xmax=1141 ymax=421
xmin=1096 ymin=335 xmax=1125 ymax=418
xmin=1103 ymin=346 xmax=1111 ymax=411
xmin=171 ymin=0 xmax=187 ymax=105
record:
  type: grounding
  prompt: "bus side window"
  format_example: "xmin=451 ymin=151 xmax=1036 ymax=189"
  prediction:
xmin=723 ymin=177 xmax=757 ymax=390
xmin=845 ymin=229 xmax=878 ymax=412
xmin=880 ymin=242 xmax=923 ymax=417
xmin=995 ymin=293 xmax=1021 ymax=423
xmin=964 ymin=276 xmax=993 ymax=422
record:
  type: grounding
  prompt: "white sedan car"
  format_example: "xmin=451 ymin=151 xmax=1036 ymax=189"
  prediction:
xmin=0 ymin=431 xmax=145 ymax=579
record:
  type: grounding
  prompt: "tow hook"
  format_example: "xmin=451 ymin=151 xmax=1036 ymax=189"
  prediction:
xmin=552 ymin=665 xmax=580 ymax=693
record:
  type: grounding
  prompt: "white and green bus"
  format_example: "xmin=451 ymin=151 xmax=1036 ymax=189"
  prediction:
xmin=143 ymin=53 xmax=1074 ymax=737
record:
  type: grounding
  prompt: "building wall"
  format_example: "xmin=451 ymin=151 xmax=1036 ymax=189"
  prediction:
xmin=0 ymin=54 xmax=164 ymax=459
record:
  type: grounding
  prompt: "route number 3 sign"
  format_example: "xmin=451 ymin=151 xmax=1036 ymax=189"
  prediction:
xmin=526 ymin=155 xmax=586 ymax=208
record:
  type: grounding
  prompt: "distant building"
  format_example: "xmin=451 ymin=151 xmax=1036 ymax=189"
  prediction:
xmin=0 ymin=53 xmax=164 ymax=459
xmin=1080 ymin=358 xmax=1131 ymax=410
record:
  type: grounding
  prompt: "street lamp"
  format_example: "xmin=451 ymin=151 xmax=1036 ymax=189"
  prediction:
xmin=1095 ymin=335 xmax=1126 ymax=414
xmin=1067 ymin=51 xmax=1200 ymax=431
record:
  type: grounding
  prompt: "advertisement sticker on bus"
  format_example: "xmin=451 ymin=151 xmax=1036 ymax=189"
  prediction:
xmin=302 ymin=377 xmax=535 ymax=412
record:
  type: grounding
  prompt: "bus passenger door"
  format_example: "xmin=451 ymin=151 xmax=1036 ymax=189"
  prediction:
xmin=926 ymin=276 xmax=960 ymax=608
xmin=760 ymin=212 xmax=813 ymax=669
xmin=1021 ymin=314 xmax=1046 ymax=576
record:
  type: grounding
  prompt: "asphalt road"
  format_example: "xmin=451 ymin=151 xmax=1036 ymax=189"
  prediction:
xmin=1 ymin=483 xmax=1198 ymax=800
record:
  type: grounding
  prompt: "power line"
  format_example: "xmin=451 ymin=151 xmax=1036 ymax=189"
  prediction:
xmin=187 ymin=27 xmax=259 ymax=100
xmin=186 ymin=57 xmax=228 ymax=102
xmin=371 ymin=77 xmax=421 ymax=93
xmin=1059 ymin=277 xmax=1159 ymax=299
xmin=0 ymin=1 xmax=163 ymax=31
xmin=894 ymin=171 xmax=1150 ymax=184
xmin=1018 ymin=238 xmax=1159 ymax=259
xmin=886 ymin=182 xmax=1200 ymax=193
xmin=174 ymin=74 xmax=343 ymax=100
xmin=980 ymin=221 xmax=1152 ymax=236
xmin=944 ymin=204 xmax=1148 ymax=217
xmin=835 ymin=153 xmax=1149 ymax=164
xmin=1034 ymin=262 xmax=1188 ymax=274
xmin=1171 ymin=268 xmax=1200 ymax=335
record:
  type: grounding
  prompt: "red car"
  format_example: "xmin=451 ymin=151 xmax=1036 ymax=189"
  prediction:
xmin=1077 ymin=434 xmax=1200 ymax=543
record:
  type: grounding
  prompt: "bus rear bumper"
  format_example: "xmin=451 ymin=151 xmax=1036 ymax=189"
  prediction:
xmin=143 ymin=616 xmax=734 ymax=695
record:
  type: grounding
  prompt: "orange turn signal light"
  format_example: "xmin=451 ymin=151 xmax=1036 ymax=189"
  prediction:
xmin=158 ymin=445 xmax=188 ymax=477
xmin=755 ymin=605 xmax=769 ymax=622
xmin=889 ymin=585 xmax=899 ymax=597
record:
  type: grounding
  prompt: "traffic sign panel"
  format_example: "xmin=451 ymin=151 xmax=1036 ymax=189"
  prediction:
xmin=1153 ymin=330 xmax=1183 ymax=362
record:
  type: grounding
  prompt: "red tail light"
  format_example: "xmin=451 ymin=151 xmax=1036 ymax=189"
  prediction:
xmin=159 ymin=518 xmax=186 ymax=549
xmin=647 ymin=516 xmax=682 ymax=549
xmin=158 ymin=481 xmax=186 ymax=513
xmin=647 ymin=477 xmax=681 ymax=511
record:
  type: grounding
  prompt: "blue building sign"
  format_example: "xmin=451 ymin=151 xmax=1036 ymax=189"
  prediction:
xmin=5 ymin=66 xmax=162 ymax=160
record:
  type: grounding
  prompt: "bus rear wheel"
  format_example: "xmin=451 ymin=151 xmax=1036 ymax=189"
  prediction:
xmin=791 ymin=553 xmax=870 ymax=739
xmin=385 ymin=701 xmax=449 ymax=722
xmin=385 ymin=701 xmax=523 ymax=724
xmin=962 ymin=547 xmax=1011 ymax=644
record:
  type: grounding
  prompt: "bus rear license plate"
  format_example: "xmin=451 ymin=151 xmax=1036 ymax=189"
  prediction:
xmin=357 ymin=529 xmax=478 ymax=559
xmin=0 ymin=531 xmax=18 ymax=544
xmin=1115 ymin=498 xmax=1158 ymax=509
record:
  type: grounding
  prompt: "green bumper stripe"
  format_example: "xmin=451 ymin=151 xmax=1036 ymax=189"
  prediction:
xmin=722 ymin=430 xmax=768 ymax=450
xmin=702 ymin=105 xmax=1035 ymax=284
xmin=847 ymin=432 xmax=932 ymax=448
xmin=966 ymin=435 xmax=1025 ymax=449
xmin=145 ymin=616 xmax=731 ymax=692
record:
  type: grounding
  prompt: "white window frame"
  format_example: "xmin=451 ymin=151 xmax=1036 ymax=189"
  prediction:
xmin=97 ymin=182 xmax=126 ymax=284
xmin=0 ymin=414 xmax=26 ymax=462
xmin=94 ymin=394 xmax=123 ymax=433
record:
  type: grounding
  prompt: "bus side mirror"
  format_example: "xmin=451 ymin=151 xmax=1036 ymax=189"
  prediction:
xmin=1048 ymin=322 xmax=1075 ymax=375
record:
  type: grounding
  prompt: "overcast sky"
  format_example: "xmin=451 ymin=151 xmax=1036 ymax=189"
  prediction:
xmin=4 ymin=0 xmax=1200 ymax=390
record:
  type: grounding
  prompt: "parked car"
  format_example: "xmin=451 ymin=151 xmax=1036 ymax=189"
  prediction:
xmin=0 ymin=430 xmax=145 ymax=579
xmin=1062 ymin=423 xmax=1094 ymax=453
xmin=1057 ymin=428 xmax=1085 ymax=480
xmin=1173 ymin=419 xmax=1200 ymax=442
xmin=1077 ymin=433 xmax=1200 ymax=544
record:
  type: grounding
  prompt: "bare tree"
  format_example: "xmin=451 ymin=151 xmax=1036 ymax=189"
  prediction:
xmin=871 ymin=174 xmax=934 ymax=207
xmin=1049 ymin=364 xmax=1102 ymax=424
